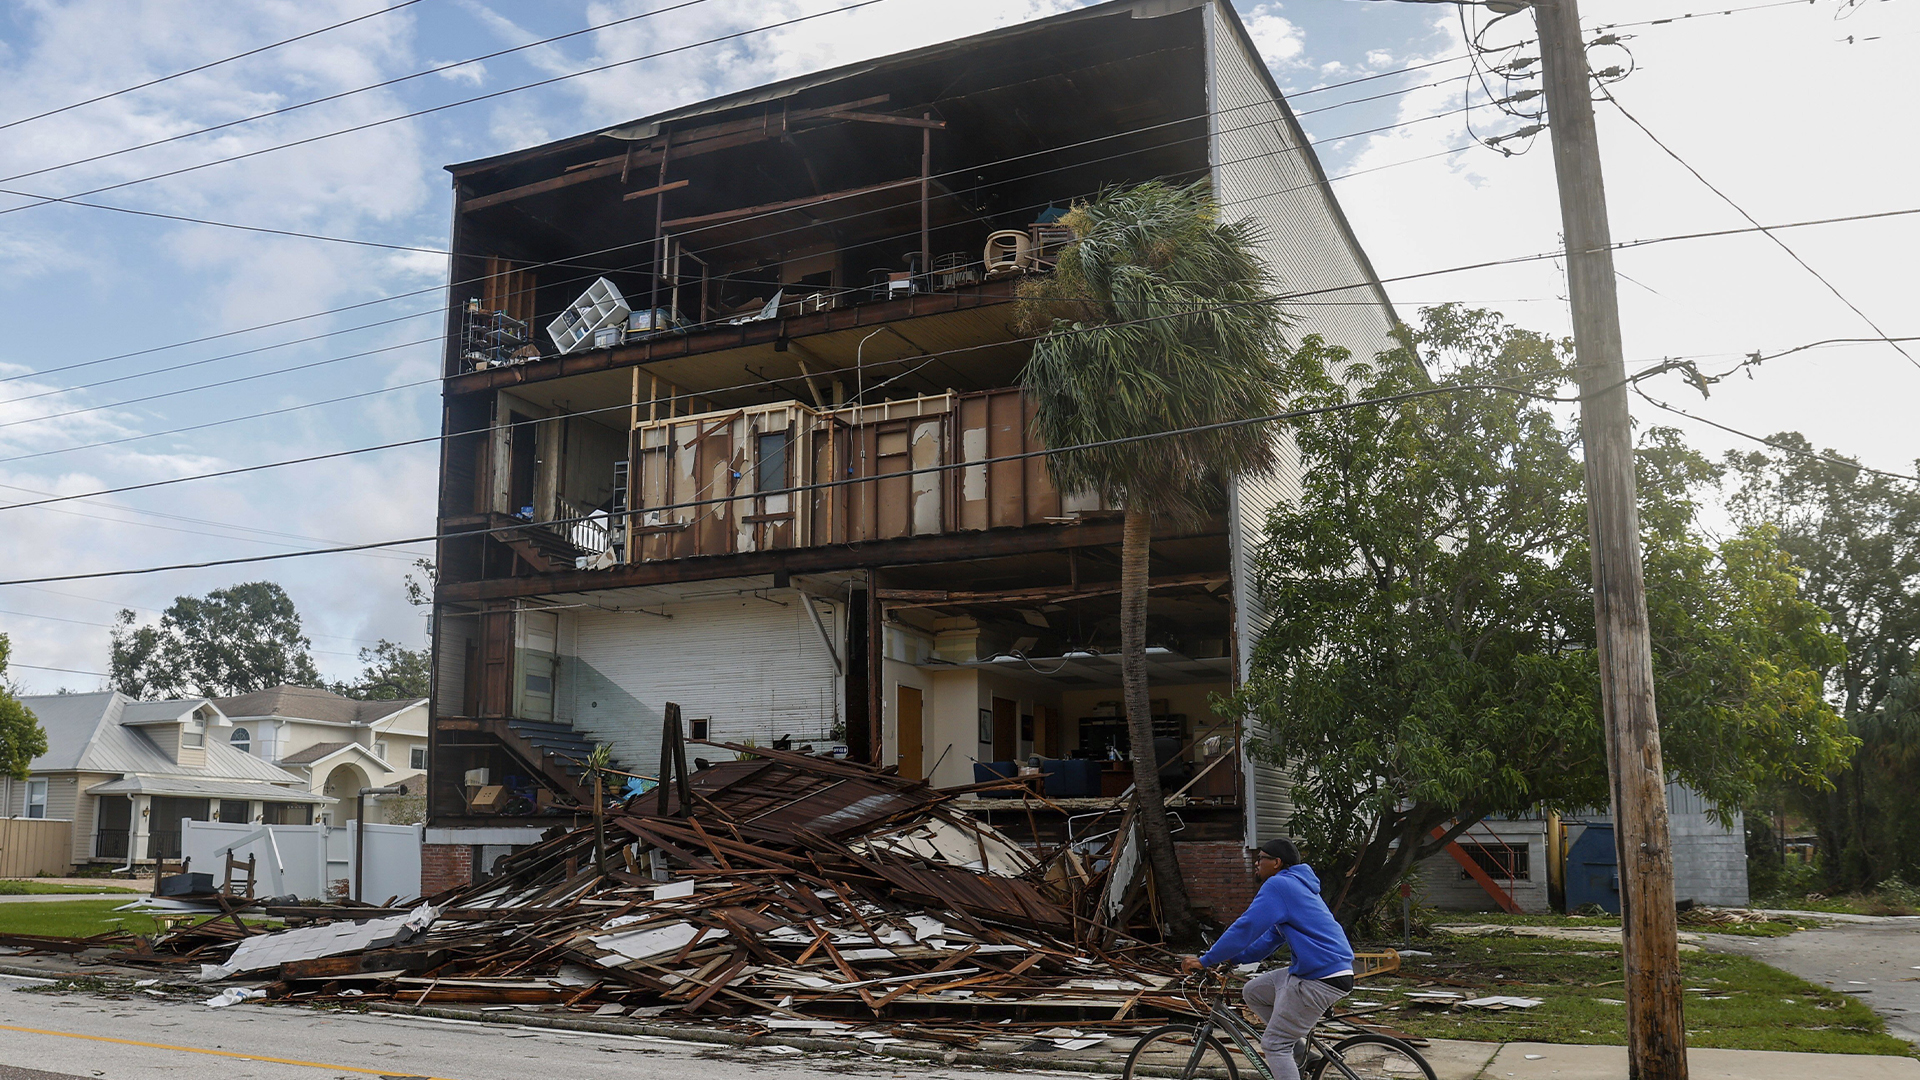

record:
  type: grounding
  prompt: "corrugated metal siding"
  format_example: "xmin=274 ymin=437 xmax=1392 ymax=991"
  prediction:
xmin=1205 ymin=2 xmax=1401 ymax=846
xmin=558 ymin=594 xmax=842 ymax=764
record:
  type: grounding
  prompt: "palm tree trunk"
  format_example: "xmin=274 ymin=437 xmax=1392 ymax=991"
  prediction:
xmin=1121 ymin=504 xmax=1202 ymax=945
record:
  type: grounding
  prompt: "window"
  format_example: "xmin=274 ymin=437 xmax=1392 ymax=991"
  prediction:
xmin=1458 ymin=842 xmax=1530 ymax=881
xmin=25 ymin=779 xmax=47 ymax=819
xmin=230 ymin=728 xmax=251 ymax=754
xmin=264 ymin=802 xmax=313 ymax=826
xmin=411 ymin=745 xmax=428 ymax=771
xmin=688 ymin=717 xmax=710 ymax=741
xmin=755 ymin=430 xmax=790 ymax=493
xmin=182 ymin=719 xmax=205 ymax=748
xmin=374 ymin=740 xmax=389 ymax=762
xmin=218 ymin=800 xmax=250 ymax=824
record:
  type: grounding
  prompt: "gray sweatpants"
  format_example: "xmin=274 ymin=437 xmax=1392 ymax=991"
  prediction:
xmin=1241 ymin=969 xmax=1349 ymax=1080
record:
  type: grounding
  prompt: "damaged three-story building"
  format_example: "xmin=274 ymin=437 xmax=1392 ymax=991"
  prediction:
xmin=423 ymin=0 xmax=1398 ymax=915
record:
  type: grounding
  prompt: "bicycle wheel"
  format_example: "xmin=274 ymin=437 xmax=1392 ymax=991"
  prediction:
xmin=1310 ymin=1033 xmax=1436 ymax=1080
xmin=1121 ymin=1024 xmax=1243 ymax=1080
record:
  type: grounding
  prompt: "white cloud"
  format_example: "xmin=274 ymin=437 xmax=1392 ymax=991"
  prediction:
xmin=1242 ymin=3 xmax=1307 ymax=70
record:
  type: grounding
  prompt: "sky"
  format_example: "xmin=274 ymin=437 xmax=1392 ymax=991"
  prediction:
xmin=0 ymin=0 xmax=1914 ymax=694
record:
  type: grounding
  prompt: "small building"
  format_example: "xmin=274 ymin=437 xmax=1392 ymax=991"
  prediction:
xmin=1414 ymin=784 xmax=1749 ymax=914
xmin=0 ymin=691 xmax=329 ymax=869
xmin=211 ymin=685 xmax=429 ymax=824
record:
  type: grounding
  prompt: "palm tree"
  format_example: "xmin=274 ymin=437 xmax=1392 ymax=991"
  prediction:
xmin=1019 ymin=180 xmax=1289 ymax=945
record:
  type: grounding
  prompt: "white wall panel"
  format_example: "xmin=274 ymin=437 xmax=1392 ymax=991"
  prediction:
xmin=557 ymin=593 xmax=842 ymax=765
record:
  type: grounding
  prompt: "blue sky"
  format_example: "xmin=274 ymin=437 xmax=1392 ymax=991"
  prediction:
xmin=1 ymin=0 xmax=1914 ymax=693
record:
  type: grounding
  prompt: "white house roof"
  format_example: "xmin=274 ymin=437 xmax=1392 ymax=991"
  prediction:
xmin=19 ymin=691 xmax=308 ymax=786
xmin=86 ymin=776 xmax=335 ymax=804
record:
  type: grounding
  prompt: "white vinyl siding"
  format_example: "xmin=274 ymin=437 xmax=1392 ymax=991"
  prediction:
xmin=558 ymin=593 xmax=842 ymax=760
xmin=1205 ymin=2 xmax=1402 ymax=845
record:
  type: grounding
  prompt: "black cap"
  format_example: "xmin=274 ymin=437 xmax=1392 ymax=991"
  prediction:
xmin=1257 ymin=838 xmax=1300 ymax=865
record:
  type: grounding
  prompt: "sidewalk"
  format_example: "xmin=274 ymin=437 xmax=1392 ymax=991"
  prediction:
xmin=1462 ymin=1041 xmax=1920 ymax=1079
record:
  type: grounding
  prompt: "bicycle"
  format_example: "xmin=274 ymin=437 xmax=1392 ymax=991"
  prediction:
xmin=1121 ymin=972 xmax=1436 ymax=1080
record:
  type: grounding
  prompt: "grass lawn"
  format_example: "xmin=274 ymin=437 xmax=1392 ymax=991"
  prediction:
xmin=0 ymin=881 xmax=139 ymax=895
xmin=1352 ymin=932 xmax=1913 ymax=1057
xmin=0 ymin=900 xmax=164 ymax=937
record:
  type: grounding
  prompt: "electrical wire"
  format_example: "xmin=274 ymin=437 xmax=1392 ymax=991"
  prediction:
xmin=0 ymin=50 xmax=1493 ymax=392
xmin=0 ymin=89 xmax=1511 ymax=416
xmin=0 ymin=52 xmax=1487 ymax=266
xmin=0 ymin=0 xmax=892 ymax=217
xmin=0 ymin=0 xmax=428 ymax=134
xmin=0 ymin=0 xmax=717 ymax=186
xmin=1601 ymin=87 xmax=1919 ymax=372
xmin=1632 ymin=385 xmax=1920 ymax=483
xmin=7 ymin=662 xmax=113 ymax=678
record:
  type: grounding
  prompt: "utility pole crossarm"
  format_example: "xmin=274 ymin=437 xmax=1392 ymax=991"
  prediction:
xmin=1534 ymin=1 xmax=1689 ymax=1077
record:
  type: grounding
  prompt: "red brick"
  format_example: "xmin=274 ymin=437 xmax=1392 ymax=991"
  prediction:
xmin=1176 ymin=841 xmax=1258 ymax=925
xmin=421 ymin=843 xmax=472 ymax=896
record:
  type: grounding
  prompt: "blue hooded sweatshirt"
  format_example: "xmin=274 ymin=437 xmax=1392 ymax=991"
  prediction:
xmin=1197 ymin=863 xmax=1354 ymax=980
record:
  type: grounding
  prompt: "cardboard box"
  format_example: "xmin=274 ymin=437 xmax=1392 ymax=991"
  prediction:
xmin=468 ymin=784 xmax=505 ymax=810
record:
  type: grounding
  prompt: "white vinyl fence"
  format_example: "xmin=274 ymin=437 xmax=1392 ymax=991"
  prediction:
xmin=179 ymin=819 xmax=421 ymax=904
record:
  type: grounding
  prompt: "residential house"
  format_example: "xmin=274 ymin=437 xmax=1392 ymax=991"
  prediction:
xmin=0 ymin=692 xmax=327 ymax=869
xmin=423 ymin=0 xmax=1399 ymax=908
xmin=212 ymin=685 xmax=429 ymax=824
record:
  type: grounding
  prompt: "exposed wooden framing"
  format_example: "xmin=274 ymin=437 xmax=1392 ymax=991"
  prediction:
xmin=439 ymin=516 xmax=1228 ymax=603
xmin=820 ymin=110 xmax=946 ymax=130
xmin=457 ymin=95 xmax=891 ymax=213
xmin=877 ymin=571 xmax=1229 ymax=609
xmin=617 ymin=177 xmax=691 ymax=202
xmin=920 ymin=113 xmax=932 ymax=283
xmin=661 ymin=177 xmax=919 ymax=232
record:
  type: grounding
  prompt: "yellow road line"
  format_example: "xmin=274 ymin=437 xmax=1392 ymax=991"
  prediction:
xmin=0 ymin=1022 xmax=460 ymax=1079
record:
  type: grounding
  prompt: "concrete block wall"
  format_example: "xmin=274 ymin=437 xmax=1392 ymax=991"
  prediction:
xmin=421 ymin=843 xmax=472 ymax=897
xmin=1669 ymin=809 xmax=1749 ymax=907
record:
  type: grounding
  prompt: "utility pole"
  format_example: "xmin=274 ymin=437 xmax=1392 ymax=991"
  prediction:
xmin=1533 ymin=1 xmax=1688 ymax=1076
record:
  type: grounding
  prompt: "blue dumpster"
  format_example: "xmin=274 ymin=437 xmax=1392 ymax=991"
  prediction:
xmin=1565 ymin=824 xmax=1620 ymax=914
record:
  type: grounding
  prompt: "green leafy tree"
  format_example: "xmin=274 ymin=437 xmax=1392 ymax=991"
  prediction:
xmin=332 ymin=640 xmax=430 ymax=701
xmin=109 ymin=582 xmax=321 ymax=698
xmin=1726 ymin=435 xmax=1920 ymax=891
xmin=1231 ymin=306 xmax=1855 ymax=926
xmin=0 ymin=636 xmax=49 ymax=780
xmin=1018 ymin=180 xmax=1291 ymax=944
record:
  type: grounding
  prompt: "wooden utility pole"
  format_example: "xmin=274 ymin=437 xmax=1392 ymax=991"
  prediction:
xmin=1534 ymin=1 xmax=1688 ymax=1076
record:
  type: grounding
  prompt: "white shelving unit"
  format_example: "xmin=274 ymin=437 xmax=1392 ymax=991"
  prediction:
xmin=548 ymin=277 xmax=631 ymax=354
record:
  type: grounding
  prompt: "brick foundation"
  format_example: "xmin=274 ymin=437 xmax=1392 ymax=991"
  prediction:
xmin=1177 ymin=840 xmax=1258 ymax=925
xmin=421 ymin=843 xmax=473 ymax=897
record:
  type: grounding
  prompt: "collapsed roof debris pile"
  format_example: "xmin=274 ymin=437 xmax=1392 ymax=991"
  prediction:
xmin=174 ymin=746 xmax=1201 ymax=1042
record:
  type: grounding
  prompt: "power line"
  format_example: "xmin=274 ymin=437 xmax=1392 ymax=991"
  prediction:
xmin=2 ymin=583 xmax=393 ymax=649
xmin=0 ymin=52 xmax=1484 ymax=265
xmin=0 ymin=93 xmax=1502 ymax=417
xmin=3 ymin=198 xmax=1914 ymax=520
xmin=0 ymin=0 xmax=891 ymax=217
xmin=1591 ymin=0 xmax=1821 ymax=32
xmin=1633 ymin=385 xmax=1920 ymax=482
xmin=0 ymin=0 xmax=428 ymax=133
xmin=1601 ymin=87 xmax=1919 ymax=371
xmin=1 ymin=51 xmax=1492 ymax=393
xmin=7 ymin=662 xmax=112 ymax=679
xmin=0 ymin=0 xmax=715 ymax=186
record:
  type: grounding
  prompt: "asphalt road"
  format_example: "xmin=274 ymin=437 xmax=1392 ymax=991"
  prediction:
xmin=0 ymin=975 xmax=1061 ymax=1080
xmin=1703 ymin=915 xmax=1920 ymax=1045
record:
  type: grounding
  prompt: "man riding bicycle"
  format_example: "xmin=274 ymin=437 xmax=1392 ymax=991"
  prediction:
xmin=1180 ymin=838 xmax=1355 ymax=1080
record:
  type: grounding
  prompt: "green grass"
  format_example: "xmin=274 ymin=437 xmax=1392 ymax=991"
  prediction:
xmin=1760 ymin=893 xmax=1920 ymax=917
xmin=1353 ymin=932 xmax=1913 ymax=1057
xmin=0 ymin=899 xmax=164 ymax=937
xmin=0 ymin=880 xmax=139 ymax=895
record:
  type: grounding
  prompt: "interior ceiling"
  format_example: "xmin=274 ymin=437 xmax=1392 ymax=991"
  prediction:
xmin=929 ymin=650 xmax=1233 ymax=689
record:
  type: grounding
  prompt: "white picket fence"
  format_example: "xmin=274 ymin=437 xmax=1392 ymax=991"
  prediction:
xmin=178 ymin=819 xmax=422 ymax=904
